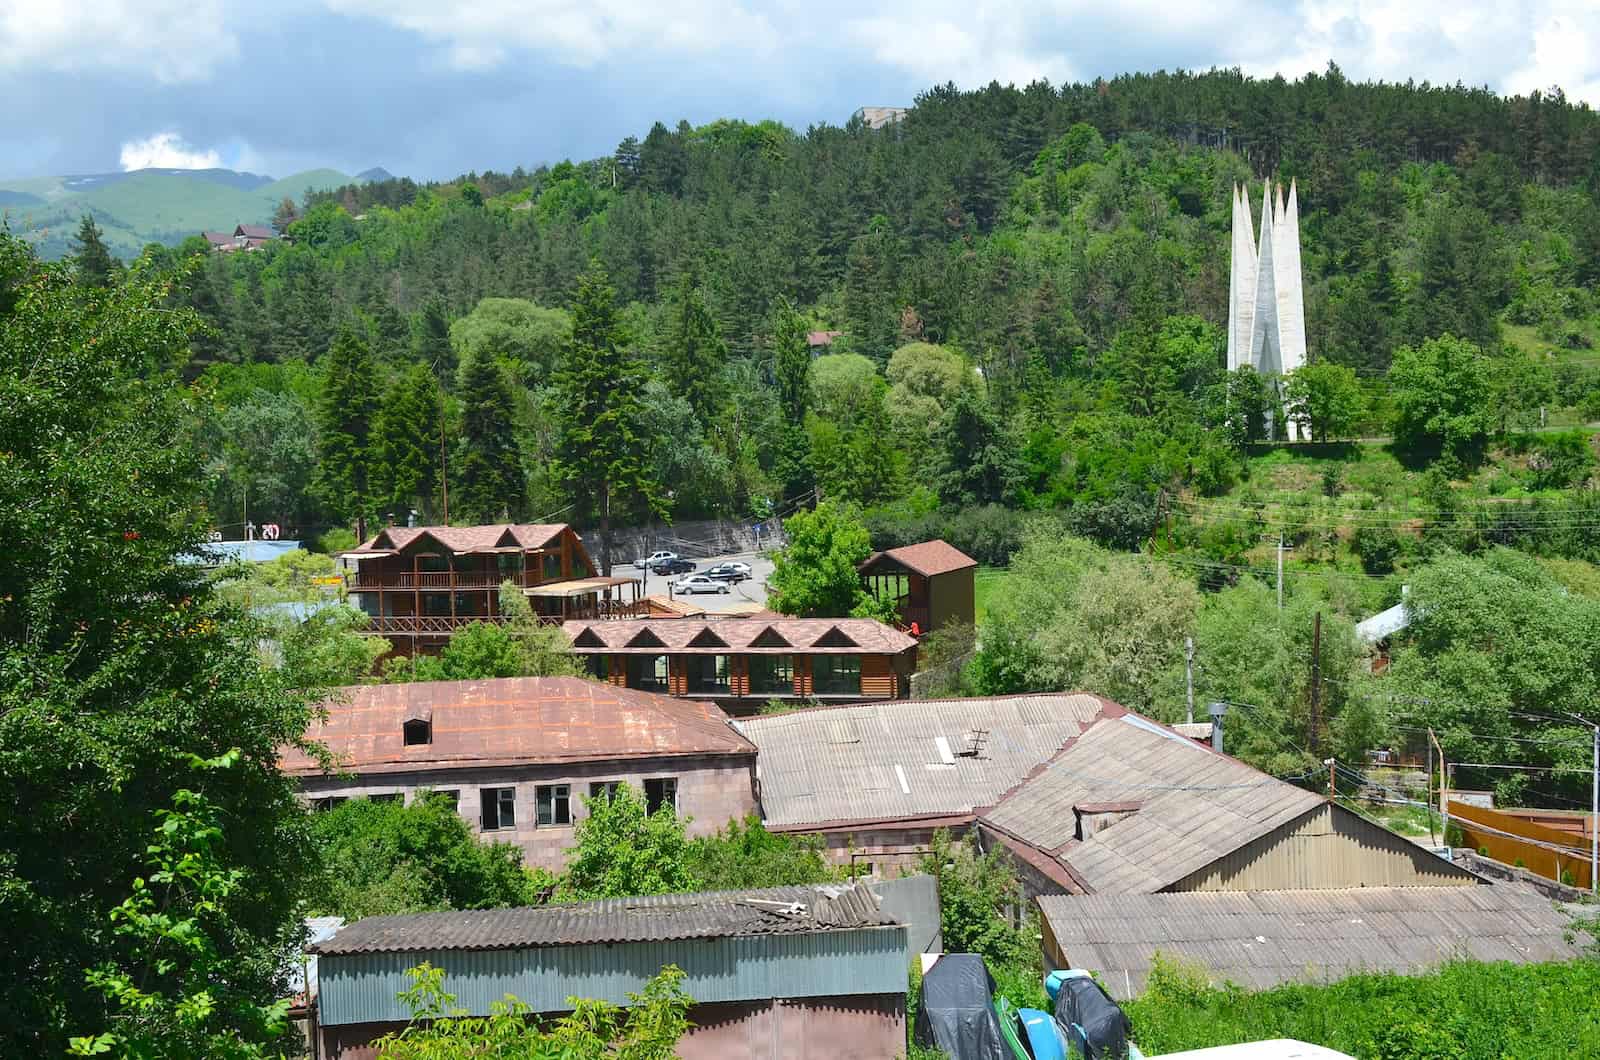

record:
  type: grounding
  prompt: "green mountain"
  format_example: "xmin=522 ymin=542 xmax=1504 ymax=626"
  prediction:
xmin=0 ymin=166 xmax=369 ymax=259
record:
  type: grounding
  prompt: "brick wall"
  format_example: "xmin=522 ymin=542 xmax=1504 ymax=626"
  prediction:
xmin=297 ymin=754 xmax=756 ymax=873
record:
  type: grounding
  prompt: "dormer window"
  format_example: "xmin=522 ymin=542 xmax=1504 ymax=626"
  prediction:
xmin=403 ymin=719 xmax=431 ymax=746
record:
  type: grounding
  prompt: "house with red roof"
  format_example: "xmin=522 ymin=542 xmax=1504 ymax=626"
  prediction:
xmin=859 ymin=539 xmax=977 ymax=635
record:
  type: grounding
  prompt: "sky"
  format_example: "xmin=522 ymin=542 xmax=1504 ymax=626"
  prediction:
xmin=4 ymin=0 xmax=1600 ymax=182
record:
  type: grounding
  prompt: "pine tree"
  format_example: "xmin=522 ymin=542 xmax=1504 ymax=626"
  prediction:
xmin=769 ymin=298 xmax=814 ymax=503
xmin=410 ymin=298 xmax=454 ymax=377
xmin=553 ymin=263 xmax=663 ymax=573
xmin=454 ymin=352 xmax=524 ymax=522
xmin=661 ymin=273 xmax=726 ymax=419
xmin=70 ymin=214 xmax=117 ymax=288
xmin=374 ymin=364 xmax=444 ymax=520
xmin=313 ymin=327 xmax=381 ymax=534
xmin=271 ymin=196 xmax=299 ymax=233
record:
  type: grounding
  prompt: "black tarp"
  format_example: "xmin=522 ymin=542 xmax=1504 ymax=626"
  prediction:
xmin=1052 ymin=976 xmax=1129 ymax=1060
xmin=914 ymin=954 xmax=1008 ymax=1060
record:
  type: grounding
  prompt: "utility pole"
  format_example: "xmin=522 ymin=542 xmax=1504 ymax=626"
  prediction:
xmin=1426 ymin=737 xmax=1437 ymax=846
xmin=1326 ymin=757 xmax=1336 ymax=797
xmin=1276 ymin=532 xmax=1286 ymax=611
xmin=1184 ymin=637 xmax=1195 ymax=724
xmin=1309 ymin=611 xmax=1322 ymax=753
xmin=1430 ymin=727 xmax=1449 ymax=846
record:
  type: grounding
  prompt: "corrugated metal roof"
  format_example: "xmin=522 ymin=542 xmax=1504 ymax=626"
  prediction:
xmin=1038 ymin=884 xmax=1581 ymax=999
xmin=736 ymin=693 xmax=1116 ymax=827
xmin=1355 ymin=599 xmax=1411 ymax=643
xmin=279 ymin=676 xmax=755 ymax=776
xmin=562 ymin=617 xmax=918 ymax=655
xmin=860 ymin=540 xmax=978 ymax=577
xmin=312 ymin=883 xmax=895 ymax=955
xmin=982 ymin=715 xmax=1323 ymax=894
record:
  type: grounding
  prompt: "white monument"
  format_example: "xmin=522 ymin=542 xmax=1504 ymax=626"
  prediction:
xmin=1228 ymin=180 xmax=1307 ymax=440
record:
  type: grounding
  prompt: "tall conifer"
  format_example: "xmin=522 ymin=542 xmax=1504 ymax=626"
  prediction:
xmin=313 ymin=327 xmax=381 ymax=534
xmin=454 ymin=352 xmax=524 ymax=522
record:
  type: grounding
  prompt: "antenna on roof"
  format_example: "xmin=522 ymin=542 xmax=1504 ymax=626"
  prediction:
xmin=957 ymin=730 xmax=989 ymax=759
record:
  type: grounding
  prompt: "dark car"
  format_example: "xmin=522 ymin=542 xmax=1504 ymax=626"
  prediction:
xmin=651 ymin=557 xmax=695 ymax=575
xmin=704 ymin=561 xmax=751 ymax=582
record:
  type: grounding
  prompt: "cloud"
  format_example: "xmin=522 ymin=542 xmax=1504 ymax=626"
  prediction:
xmin=119 ymin=132 xmax=224 ymax=171
xmin=321 ymin=0 xmax=781 ymax=70
xmin=0 ymin=0 xmax=236 ymax=83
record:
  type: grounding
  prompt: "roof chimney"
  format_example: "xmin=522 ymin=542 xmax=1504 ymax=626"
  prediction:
xmin=1207 ymin=701 xmax=1228 ymax=753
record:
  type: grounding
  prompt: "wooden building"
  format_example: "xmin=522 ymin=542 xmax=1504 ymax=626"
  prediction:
xmin=858 ymin=540 xmax=977 ymax=635
xmin=343 ymin=523 xmax=639 ymax=656
xmin=561 ymin=617 xmax=918 ymax=715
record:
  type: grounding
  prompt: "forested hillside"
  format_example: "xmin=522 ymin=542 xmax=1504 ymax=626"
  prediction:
xmin=111 ymin=65 xmax=1600 ymax=805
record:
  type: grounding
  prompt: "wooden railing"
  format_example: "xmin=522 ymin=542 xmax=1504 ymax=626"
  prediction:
xmin=365 ymin=614 xmax=510 ymax=635
xmin=349 ymin=571 xmax=516 ymax=591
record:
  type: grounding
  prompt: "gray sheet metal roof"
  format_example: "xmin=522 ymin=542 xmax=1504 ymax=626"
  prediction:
xmin=981 ymin=715 xmax=1323 ymax=894
xmin=1038 ymin=884 xmax=1582 ymax=999
xmin=311 ymin=882 xmax=894 ymax=955
xmin=735 ymin=693 xmax=1115 ymax=828
xmin=1355 ymin=599 xmax=1410 ymax=644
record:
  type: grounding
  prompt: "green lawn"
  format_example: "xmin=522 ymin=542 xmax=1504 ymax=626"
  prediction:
xmin=974 ymin=566 xmax=1008 ymax=626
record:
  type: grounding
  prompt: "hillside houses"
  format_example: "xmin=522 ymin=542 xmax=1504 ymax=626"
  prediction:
xmin=203 ymin=222 xmax=280 ymax=251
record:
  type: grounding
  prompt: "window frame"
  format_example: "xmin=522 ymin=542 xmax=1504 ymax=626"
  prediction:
xmin=536 ymin=784 xmax=571 ymax=826
xmin=813 ymin=654 xmax=862 ymax=695
xmin=747 ymin=653 xmax=795 ymax=695
xmin=403 ymin=719 xmax=432 ymax=745
xmin=480 ymin=786 xmax=517 ymax=831
xmin=589 ymin=780 xmax=623 ymax=802
xmin=628 ymin=654 xmax=669 ymax=692
xmin=644 ymin=777 xmax=678 ymax=814
xmin=687 ymin=654 xmax=731 ymax=694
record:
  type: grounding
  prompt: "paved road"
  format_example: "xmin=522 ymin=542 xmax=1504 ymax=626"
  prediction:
xmin=630 ymin=549 xmax=775 ymax=613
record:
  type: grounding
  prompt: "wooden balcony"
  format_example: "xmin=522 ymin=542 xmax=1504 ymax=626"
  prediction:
xmin=348 ymin=571 xmax=520 ymax=591
xmin=364 ymin=614 xmax=509 ymax=635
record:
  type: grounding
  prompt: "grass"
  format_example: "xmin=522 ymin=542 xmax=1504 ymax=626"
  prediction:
xmin=973 ymin=566 xmax=1008 ymax=626
xmin=1126 ymin=954 xmax=1600 ymax=1059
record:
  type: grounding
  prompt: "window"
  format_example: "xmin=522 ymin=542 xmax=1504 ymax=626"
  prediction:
xmin=644 ymin=777 xmax=678 ymax=814
xmin=403 ymin=719 xmax=431 ymax=745
xmin=585 ymin=655 xmax=612 ymax=680
xmin=543 ymin=551 xmax=563 ymax=581
xmin=369 ymin=793 xmax=402 ymax=804
xmin=814 ymin=654 xmax=862 ymax=695
xmin=536 ymin=784 xmax=571 ymax=826
xmin=311 ymin=796 xmax=348 ymax=812
xmin=423 ymin=789 xmax=459 ymax=812
xmin=628 ymin=655 xmax=669 ymax=692
xmin=687 ymin=654 xmax=730 ymax=694
xmin=480 ymin=787 xmax=517 ymax=831
xmin=589 ymin=780 xmax=623 ymax=801
xmin=748 ymin=654 xmax=794 ymax=695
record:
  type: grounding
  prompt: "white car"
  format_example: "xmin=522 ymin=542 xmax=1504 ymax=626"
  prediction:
xmin=673 ymin=574 xmax=730 ymax=595
xmin=636 ymin=550 xmax=677 ymax=569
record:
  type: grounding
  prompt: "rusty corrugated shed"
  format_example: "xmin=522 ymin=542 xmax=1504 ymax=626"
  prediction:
xmin=280 ymin=676 xmax=754 ymax=776
xmin=735 ymin=693 xmax=1115 ymax=827
xmin=1038 ymin=883 xmax=1583 ymax=999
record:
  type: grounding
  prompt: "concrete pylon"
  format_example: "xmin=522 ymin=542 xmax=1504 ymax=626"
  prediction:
xmin=1226 ymin=177 xmax=1308 ymax=441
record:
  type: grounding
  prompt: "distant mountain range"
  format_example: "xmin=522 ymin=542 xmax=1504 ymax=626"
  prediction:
xmin=0 ymin=166 xmax=394 ymax=260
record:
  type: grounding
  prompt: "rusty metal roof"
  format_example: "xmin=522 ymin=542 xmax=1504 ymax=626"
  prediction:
xmin=355 ymin=523 xmax=569 ymax=555
xmin=280 ymin=676 xmax=754 ymax=776
xmin=980 ymin=715 xmax=1324 ymax=894
xmin=1037 ymin=884 xmax=1584 ymax=999
xmin=860 ymin=540 xmax=978 ymax=578
xmin=562 ymin=617 xmax=918 ymax=655
xmin=735 ymin=693 xmax=1117 ymax=828
xmin=311 ymin=882 xmax=896 ymax=954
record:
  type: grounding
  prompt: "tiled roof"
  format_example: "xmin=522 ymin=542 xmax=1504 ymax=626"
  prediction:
xmin=280 ymin=676 xmax=754 ymax=776
xmin=311 ymin=882 xmax=896 ymax=954
xmin=861 ymin=540 xmax=978 ymax=578
xmin=562 ymin=617 xmax=918 ymax=655
xmin=202 ymin=230 xmax=233 ymax=244
xmin=1037 ymin=884 xmax=1583 ymax=999
xmin=980 ymin=715 xmax=1323 ymax=894
xmin=236 ymin=223 xmax=275 ymax=239
xmin=806 ymin=330 xmax=842 ymax=346
xmin=734 ymin=693 xmax=1117 ymax=828
xmin=355 ymin=523 xmax=569 ymax=555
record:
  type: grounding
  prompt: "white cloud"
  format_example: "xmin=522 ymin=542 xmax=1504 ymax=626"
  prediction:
xmin=0 ymin=0 xmax=235 ymax=83
xmin=322 ymin=0 xmax=781 ymax=70
xmin=119 ymin=132 xmax=223 ymax=171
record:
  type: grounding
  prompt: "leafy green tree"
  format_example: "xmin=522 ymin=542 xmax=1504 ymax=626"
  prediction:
xmin=308 ymin=794 xmax=538 ymax=921
xmin=372 ymin=962 xmax=690 ymax=1060
xmin=208 ymin=387 xmax=319 ymax=532
xmin=934 ymin=385 xmax=1021 ymax=506
xmin=771 ymin=298 xmax=811 ymax=425
xmin=1222 ymin=367 xmax=1273 ymax=449
xmin=69 ymin=754 xmax=292 ymax=1060
xmin=972 ymin=525 xmax=1198 ymax=713
xmin=70 ymin=213 xmax=118 ymax=288
xmin=1388 ymin=334 xmax=1495 ymax=467
xmin=767 ymin=501 xmax=878 ymax=617
xmin=1286 ymin=361 xmax=1364 ymax=441
xmin=0 ymin=232 xmax=318 ymax=1054
xmin=686 ymin=815 xmax=838 ymax=889
xmin=274 ymin=604 xmax=389 ymax=689
xmin=560 ymin=784 xmax=694 ymax=900
xmin=886 ymin=341 xmax=968 ymax=470
xmin=313 ymin=326 xmax=382 ymax=533
xmin=553 ymin=263 xmax=664 ymax=572
xmin=386 ymin=585 xmax=581 ymax=683
xmin=660 ymin=274 xmax=727 ymax=418
xmin=448 ymin=298 xmax=571 ymax=387
xmin=454 ymin=351 xmax=526 ymax=522
xmin=375 ymin=364 xmax=445 ymax=520
xmin=920 ymin=830 xmax=1036 ymax=970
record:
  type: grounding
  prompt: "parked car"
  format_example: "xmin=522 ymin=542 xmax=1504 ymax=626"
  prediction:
xmin=704 ymin=561 xmax=751 ymax=582
xmin=635 ymin=550 xmax=677 ymax=569
xmin=672 ymin=574 xmax=730 ymax=595
xmin=651 ymin=557 xmax=695 ymax=575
